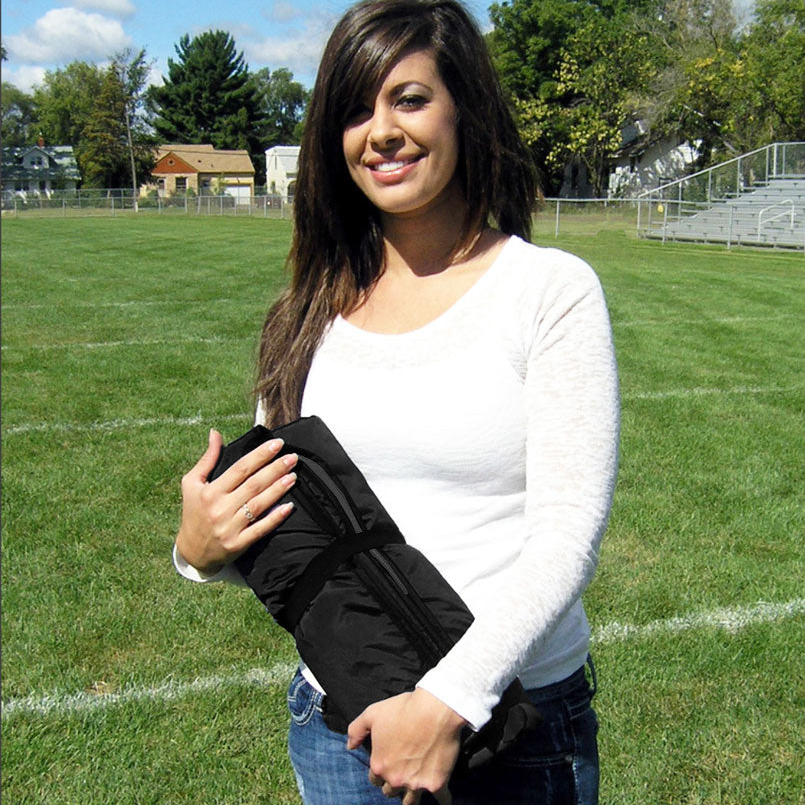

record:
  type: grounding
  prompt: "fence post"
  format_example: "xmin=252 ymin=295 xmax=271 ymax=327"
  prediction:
xmin=184 ymin=196 xmax=188 ymax=215
xmin=661 ymin=202 xmax=669 ymax=244
xmin=554 ymin=200 xmax=560 ymax=238
xmin=636 ymin=198 xmax=642 ymax=238
xmin=727 ymin=205 xmax=734 ymax=250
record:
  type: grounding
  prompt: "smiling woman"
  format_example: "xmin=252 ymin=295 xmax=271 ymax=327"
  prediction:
xmin=172 ymin=2 xmax=619 ymax=804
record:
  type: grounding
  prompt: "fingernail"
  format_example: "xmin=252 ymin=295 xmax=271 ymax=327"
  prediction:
xmin=267 ymin=438 xmax=284 ymax=452
xmin=283 ymin=453 xmax=298 ymax=468
xmin=282 ymin=472 xmax=297 ymax=487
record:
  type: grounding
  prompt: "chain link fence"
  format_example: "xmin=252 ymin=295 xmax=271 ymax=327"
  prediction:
xmin=1 ymin=189 xmax=294 ymax=219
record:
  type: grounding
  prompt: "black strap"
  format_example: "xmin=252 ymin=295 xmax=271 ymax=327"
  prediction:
xmin=277 ymin=527 xmax=405 ymax=633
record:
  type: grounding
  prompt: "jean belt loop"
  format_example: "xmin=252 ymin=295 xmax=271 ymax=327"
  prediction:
xmin=585 ymin=653 xmax=598 ymax=697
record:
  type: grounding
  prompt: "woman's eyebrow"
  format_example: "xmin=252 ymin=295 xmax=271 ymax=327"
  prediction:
xmin=387 ymin=80 xmax=432 ymax=96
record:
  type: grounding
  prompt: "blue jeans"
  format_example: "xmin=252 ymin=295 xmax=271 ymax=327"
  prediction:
xmin=287 ymin=658 xmax=599 ymax=805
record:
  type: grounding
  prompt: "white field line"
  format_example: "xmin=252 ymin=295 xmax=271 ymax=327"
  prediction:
xmin=2 ymin=599 xmax=801 ymax=720
xmin=613 ymin=314 xmax=795 ymax=328
xmin=1 ymin=316 xmax=790 ymax=352
xmin=5 ymin=384 xmax=800 ymax=437
xmin=0 ymin=335 xmax=247 ymax=351
xmin=627 ymin=384 xmax=802 ymax=400
xmin=3 ymin=413 xmax=250 ymax=436
xmin=1 ymin=662 xmax=298 ymax=719
xmin=0 ymin=299 xmax=248 ymax=310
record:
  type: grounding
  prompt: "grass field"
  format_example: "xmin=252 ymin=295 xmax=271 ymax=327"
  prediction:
xmin=2 ymin=216 xmax=803 ymax=805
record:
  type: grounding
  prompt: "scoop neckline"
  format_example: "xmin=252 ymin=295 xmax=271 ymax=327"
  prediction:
xmin=333 ymin=235 xmax=517 ymax=340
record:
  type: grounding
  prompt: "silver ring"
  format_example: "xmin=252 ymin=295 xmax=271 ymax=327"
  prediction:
xmin=242 ymin=503 xmax=256 ymax=523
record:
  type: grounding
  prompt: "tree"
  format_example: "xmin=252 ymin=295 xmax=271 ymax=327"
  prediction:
xmin=33 ymin=62 xmax=104 ymax=149
xmin=251 ymin=67 xmax=309 ymax=147
xmin=80 ymin=55 xmax=154 ymax=189
xmin=488 ymin=0 xmax=657 ymax=194
xmin=1 ymin=82 xmax=37 ymax=147
xmin=110 ymin=48 xmax=155 ymax=207
xmin=148 ymin=30 xmax=264 ymax=172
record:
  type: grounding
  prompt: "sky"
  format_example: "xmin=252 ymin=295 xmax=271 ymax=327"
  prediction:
xmin=0 ymin=0 xmax=495 ymax=93
xmin=1 ymin=0 xmax=757 ymax=95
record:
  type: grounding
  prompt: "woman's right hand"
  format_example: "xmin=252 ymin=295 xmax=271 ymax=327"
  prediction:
xmin=175 ymin=428 xmax=298 ymax=576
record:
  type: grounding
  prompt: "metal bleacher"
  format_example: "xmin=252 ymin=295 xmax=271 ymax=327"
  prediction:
xmin=638 ymin=143 xmax=805 ymax=250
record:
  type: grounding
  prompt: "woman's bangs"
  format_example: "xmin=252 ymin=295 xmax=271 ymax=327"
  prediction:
xmin=330 ymin=23 xmax=431 ymax=129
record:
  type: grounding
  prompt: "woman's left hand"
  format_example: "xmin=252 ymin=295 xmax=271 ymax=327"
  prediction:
xmin=347 ymin=688 xmax=466 ymax=805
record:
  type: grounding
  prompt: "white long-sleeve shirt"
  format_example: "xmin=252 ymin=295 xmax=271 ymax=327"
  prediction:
xmin=175 ymin=235 xmax=619 ymax=730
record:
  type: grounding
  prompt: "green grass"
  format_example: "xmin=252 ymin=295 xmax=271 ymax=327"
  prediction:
xmin=2 ymin=217 xmax=803 ymax=804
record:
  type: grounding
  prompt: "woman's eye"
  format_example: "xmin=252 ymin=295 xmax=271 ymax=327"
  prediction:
xmin=397 ymin=95 xmax=426 ymax=110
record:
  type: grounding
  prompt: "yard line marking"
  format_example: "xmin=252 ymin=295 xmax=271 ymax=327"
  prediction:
xmin=592 ymin=598 xmax=804 ymax=644
xmin=2 ymin=599 xmax=801 ymax=720
xmin=0 ymin=661 xmax=298 ymax=719
xmin=614 ymin=314 xmax=795 ymax=327
xmin=5 ymin=384 xmax=801 ymax=436
xmin=3 ymin=413 xmax=251 ymax=436
xmin=625 ymin=385 xmax=802 ymax=400
xmin=0 ymin=299 xmax=257 ymax=310
xmin=1 ymin=335 xmax=247 ymax=351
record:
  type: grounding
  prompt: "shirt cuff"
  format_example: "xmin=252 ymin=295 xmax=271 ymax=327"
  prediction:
xmin=416 ymin=668 xmax=497 ymax=733
xmin=172 ymin=543 xmax=247 ymax=586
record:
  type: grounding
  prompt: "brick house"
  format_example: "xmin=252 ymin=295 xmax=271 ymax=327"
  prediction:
xmin=145 ymin=144 xmax=255 ymax=202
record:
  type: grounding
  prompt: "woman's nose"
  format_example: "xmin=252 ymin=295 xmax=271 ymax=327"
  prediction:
xmin=367 ymin=106 xmax=403 ymax=149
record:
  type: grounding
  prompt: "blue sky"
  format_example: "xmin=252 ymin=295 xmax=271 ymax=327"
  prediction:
xmin=1 ymin=0 xmax=495 ymax=92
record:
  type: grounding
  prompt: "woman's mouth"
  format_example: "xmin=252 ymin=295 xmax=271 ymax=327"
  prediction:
xmin=368 ymin=157 xmax=421 ymax=183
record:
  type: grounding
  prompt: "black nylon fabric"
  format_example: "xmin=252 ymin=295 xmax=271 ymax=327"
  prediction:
xmin=208 ymin=416 xmax=540 ymax=776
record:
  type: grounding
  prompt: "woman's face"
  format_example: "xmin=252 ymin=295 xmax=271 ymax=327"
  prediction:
xmin=342 ymin=49 xmax=460 ymax=219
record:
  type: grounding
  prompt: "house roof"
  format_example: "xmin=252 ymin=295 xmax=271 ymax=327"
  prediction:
xmin=265 ymin=145 xmax=300 ymax=176
xmin=154 ymin=144 xmax=254 ymax=175
xmin=1 ymin=145 xmax=81 ymax=181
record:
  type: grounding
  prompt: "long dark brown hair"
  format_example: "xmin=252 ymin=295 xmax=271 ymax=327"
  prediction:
xmin=256 ymin=0 xmax=537 ymax=424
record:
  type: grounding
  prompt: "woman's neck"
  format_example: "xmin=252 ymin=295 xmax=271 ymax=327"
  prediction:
xmin=379 ymin=181 xmax=473 ymax=278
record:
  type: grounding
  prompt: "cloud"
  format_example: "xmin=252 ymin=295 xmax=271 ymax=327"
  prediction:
xmin=73 ymin=0 xmax=137 ymax=18
xmin=5 ymin=7 xmax=132 ymax=64
xmin=262 ymin=2 xmax=304 ymax=24
xmin=1 ymin=65 xmax=48 ymax=93
xmin=242 ymin=13 xmax=336 ymax=82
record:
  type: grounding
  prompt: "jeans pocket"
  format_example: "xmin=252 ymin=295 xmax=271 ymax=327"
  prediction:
xmin=287 ymin=671 xmax=322 ymax=727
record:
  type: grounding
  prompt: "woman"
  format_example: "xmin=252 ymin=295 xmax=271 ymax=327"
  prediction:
xmin=174 ymin=1 xmax=619 ymax=803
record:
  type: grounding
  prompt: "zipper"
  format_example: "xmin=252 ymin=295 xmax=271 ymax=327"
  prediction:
xmin=296 ymin=455 xmax=363 ymax=533
xmin=292 ymin=453 xmax=454 ymax=665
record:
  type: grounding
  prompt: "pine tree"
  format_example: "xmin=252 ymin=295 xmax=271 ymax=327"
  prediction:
xmin=148 ymin=30 xmax=264 ymax=160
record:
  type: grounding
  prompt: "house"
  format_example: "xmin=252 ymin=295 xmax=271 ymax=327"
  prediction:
xmin=1 ymin=140 xmax=81 ymax=197
xmin=145 ymin=144 xmax=255 ymax=202
xmin=608 ymin=122 xmax=701 ymax=197
xmin=265 ymin=145 xmax=300 ymax=200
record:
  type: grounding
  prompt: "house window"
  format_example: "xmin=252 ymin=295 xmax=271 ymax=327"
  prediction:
xmin=175 ymin=177 xmax=187 ymax=191
xmin=39 ymin=181 xmax=47 ymax=192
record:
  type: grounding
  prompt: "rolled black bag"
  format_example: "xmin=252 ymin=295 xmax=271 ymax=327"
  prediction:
xmin=209 ymin=415 xmax=540 ymax=777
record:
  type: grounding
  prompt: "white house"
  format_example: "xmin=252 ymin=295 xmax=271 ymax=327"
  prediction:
xmin=608 ymin=122 xmax=701 ymax=197
xmin=265 ymin=145 xmax=300 ymax=200
xmin=1 ymin=141 xmax=81 ymax=197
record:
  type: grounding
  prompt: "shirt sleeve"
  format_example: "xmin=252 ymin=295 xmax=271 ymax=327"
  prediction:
xmin=173 ymin=542 xmax=248 ymax=586
xmin=417 ymin=253 xmax=620 ymax=729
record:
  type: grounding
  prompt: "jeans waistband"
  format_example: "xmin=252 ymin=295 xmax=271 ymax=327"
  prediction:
xmin=525 ymin=654 xmax=597 ymax=704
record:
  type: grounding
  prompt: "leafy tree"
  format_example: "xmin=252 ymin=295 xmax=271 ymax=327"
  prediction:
xmin=148 ymin=30 xmax=264 ymax=178
xmin=110 ymin=48 xmax=156 ymax=205
xmin=251 ymin=67 xmax=309 ymax=147
xmin=488 ymin=0 xmax=660 ymax=193
xmin=80 ymin=54 xmax=154 ymax=189
xmin=1 ymin=82 xmax=37 ymax=147
xmin=33 ymin=62 xmax=104 ymax=148
xmin=738 ymin=0 xmax=805 ymax=144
